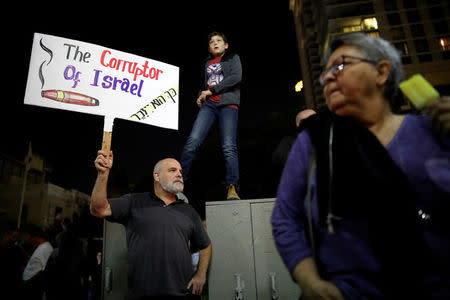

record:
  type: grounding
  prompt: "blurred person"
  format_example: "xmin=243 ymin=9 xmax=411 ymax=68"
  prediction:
xmin=90 ymin=152 xmax=212 ymax=299
xmin=427 ymin=96 xmax=450 ymax=137
xmin=296 ymin=109 xmax=317 ymax=128
xmin=272 ymin=109 xmax=317 ymax=171
xmin=22 ymin=224 xmax=53 ymax=281
xmin=270 ymin=109 xmax=317 ymax=196
xmin=0 ymin=222 xmax=28 ymax=299
xmin=85 ymin=239 xmax=102 ymax=300
xmin=21 ymin=224 xmax=54 ymax=300
xmin=271 ymin=32 xmax=450 ymax=299
xmin=45 ymin=230 xmax=88 ymax=300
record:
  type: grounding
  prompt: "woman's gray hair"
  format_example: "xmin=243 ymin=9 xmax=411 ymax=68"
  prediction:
xmin=325 ymin=32 xmax=404 ymax=110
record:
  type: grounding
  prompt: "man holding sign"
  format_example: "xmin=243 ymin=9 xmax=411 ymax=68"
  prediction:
xmin=91 ymin=150 xmax=211 ymax=299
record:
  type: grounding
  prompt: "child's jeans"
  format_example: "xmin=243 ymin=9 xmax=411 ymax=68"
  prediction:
xmin=180 ymin=100 xmax=239 ymax=185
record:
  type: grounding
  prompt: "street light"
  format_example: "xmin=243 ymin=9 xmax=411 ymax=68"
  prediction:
xmin=295 ymin=80 xmax=303 ymax=92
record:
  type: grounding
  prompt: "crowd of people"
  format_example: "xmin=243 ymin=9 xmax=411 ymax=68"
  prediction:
xmin=0 ymin=218 xmax=102 ymax=300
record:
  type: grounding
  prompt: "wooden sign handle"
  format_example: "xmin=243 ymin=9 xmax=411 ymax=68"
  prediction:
xmin=102 ymin=131 xmax=112 ymax=159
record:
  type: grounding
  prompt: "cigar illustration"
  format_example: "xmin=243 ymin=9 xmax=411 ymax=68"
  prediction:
xmin=41 ymin=90 xmax=99 ymax=106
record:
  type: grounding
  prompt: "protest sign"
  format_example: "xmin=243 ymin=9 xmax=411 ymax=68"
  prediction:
xmin=24 ymin=33 xmax=179 ymax=155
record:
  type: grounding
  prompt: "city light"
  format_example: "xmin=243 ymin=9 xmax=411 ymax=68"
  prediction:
xmin=295 ymin=80 xmax=303 ymax=92
xmin=439 ymin=37 xmax=449 ymax=51
xmin=362 ymin=17 xmax=378 ymax=30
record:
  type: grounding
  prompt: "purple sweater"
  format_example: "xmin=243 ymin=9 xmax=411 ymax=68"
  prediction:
xmin=271 ymin=114 xmax=450 ymax=299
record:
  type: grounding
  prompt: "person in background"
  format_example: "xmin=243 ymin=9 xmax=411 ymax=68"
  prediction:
xmin=0 ymin=222 xmax=28 ymax=300
xmin=271 ymin=32 xmax=450 ymax=299
xmin=45 ymin=229 xmax=88 ymax=300
xmin=21 ymin=224 xmax=54 ymax=300
xmin=272 ymin=109 xmax=316 ymax=172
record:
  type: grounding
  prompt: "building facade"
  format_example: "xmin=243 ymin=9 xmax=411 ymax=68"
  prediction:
xmin=0 ymin=152 xmax=89 ymax=228
xmin=290 ymin=0 xmax=450 ymax=109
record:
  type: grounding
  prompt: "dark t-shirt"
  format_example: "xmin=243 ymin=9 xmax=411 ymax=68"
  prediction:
xmin=106 ymin=192 xmax=211 ymax=299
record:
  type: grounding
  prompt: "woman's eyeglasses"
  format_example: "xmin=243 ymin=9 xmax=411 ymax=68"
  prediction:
xmin=319 ymin=55 xmax=377 ymax=86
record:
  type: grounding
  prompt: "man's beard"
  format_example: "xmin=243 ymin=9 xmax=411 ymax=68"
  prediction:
xmin=160 ymin=179 xmax=184 ymax=194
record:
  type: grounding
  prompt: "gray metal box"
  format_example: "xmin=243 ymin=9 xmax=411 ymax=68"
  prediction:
xmin=206 ymin=199 xmax=301 ymax=300
xmin=102 ymin=221 xmax=128 ymax=300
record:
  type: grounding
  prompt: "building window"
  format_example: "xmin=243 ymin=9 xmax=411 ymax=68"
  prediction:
xmin=418 ymin=54 xmax=433 ymax=62
xmin=414 ymin=39 xmax=430 ymax=53
xmin=410 ymin=24 xmax=425 ymax=37
xmin=391 ymin=27 xmax=406 ymax=40
xmin=433 ymin=21 xmax=449 ymax=35
xmin=402 ymin=0 xmax=417 ymax=9
xmin=394 ymin=42 xmax=409 ymax=55
xmin=362 ymin=17 xmax=378 ymax=31
xmin=327 ymin=3 xmax=374 ymax=19
xmin=402 ymin=56 xmax=413 ymax=64
xmin=342 ymin=25 xmax=362 ymax=33
xmin=406 ymin=10 xmax=421 ymax=23
xmin=384 ymin=0 xmax=398 ymax=11
xmin=439 ymin=37 xmax=450 ymax=51
xmin=327 ymin=0 xmax=365 ymax=4
xmin=387 ymin=13 xmax=402 ymax=25
xmin=429 ymin=7 xmax=445 ymax=19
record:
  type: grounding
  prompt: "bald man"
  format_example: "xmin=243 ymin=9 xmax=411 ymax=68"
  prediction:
xmin=295 ymin=109 xmax=316 ymax=128
xmin=272 ymin=109 xmax=316 ymax=168
xmin=91 ymin=151 xmax=211 ymax=300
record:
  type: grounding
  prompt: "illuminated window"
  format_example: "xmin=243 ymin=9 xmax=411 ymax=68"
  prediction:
xmin=362 ymin=18 xmax=378 ymax=31
xmin=343 ymin=25 xmax=362 ymax=33
xmin=367 ymin=31 xmax=380 ymax=38
xmin=439 ymin=37 xmax=450 ymax=51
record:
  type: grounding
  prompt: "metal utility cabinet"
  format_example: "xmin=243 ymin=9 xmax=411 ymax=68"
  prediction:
xmin=206 ymin=198 xmax=301 ymax=300
xmin=102 ymin=221 xmax=128 ymax=300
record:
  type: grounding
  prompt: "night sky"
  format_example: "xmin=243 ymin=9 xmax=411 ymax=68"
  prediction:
xmin=2 ymin=1 xmax=303 ymax=215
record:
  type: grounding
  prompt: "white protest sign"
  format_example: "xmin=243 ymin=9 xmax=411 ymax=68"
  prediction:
xmin=24 ymin=33 xmax=179 ymax=132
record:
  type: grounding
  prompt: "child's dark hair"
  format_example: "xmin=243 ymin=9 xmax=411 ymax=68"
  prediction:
xmin=208 ymin=31 xmax=228 ymax=44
